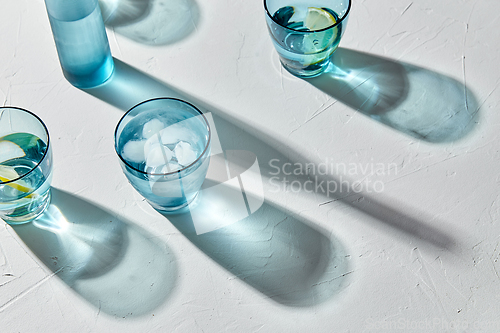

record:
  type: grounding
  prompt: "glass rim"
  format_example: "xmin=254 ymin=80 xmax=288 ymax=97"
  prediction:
xmin=264 ymin=0 xmax=351 ymax=33
xmin=0 ymin=106 xmax=50 ymax=185
xmin=114 ymin=97 xmax=212 ymax=176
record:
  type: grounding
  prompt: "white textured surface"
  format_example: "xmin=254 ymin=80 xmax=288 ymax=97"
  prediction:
xmin=1 ymin=0 xmax=500 ymax=332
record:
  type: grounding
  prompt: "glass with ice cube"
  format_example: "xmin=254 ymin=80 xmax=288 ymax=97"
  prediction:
xmin=264 ymin=0 xmax=351 ymax=77
xmin=0 ymin=107 xmax=53 ymax=224
xmin=115 ymin=98 xmax=211 ymax=212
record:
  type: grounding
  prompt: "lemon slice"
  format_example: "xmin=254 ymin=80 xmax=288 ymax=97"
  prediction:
xmin=305 ymin=7 xmax=337 ymax=31
xmin=0 ymin=165 xmax=22 ymax=183
xmin=0 ymin=139 xmax=25 ymax=164
xmin=0 ymin=165 xmax=35 ymax=196
xmin=0 ymin=139 xmax=34 ymax=196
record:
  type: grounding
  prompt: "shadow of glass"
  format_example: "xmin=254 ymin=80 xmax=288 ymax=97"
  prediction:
xmin=85 ymin=60 xmax=351 ymax=306
xmin=11 ymin=188 xmax=177 ymax=318
xmin=166 ymin=188 xmax=350 ymax=306
xmin=305 ymin=48 xmax=480 ymax=143
xmin=211 ymin=115 xmax=458 ymax=251
xmin=99 ymin=0 xmax=200 ymax=46
xmin=84 ymin=58 xmax=456 ymax=251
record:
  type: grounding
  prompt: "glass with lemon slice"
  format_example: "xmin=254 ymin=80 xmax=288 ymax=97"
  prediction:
xmin=264 ymin=0 xmax=351 ymax=77
xmin=0 ymin=107 xmax=53 ymax=224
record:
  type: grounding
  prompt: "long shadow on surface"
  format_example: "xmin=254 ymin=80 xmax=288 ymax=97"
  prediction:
xmin=85 ymin=58 xmax=456 ymax=251
xmin=99 ymin=0 xmax=200 ymax=46
xmin=86 ymin=59 xmax=352 ymax=306
xmin=306 ymin=48 xmax=479 ymax=142
xmin=167 ymin=192 xmax=351 ymax=307
xmin=12 ymin=188 xmax=177 ymax=317
xmin=83 ymin=59 xmax=457 ymax=305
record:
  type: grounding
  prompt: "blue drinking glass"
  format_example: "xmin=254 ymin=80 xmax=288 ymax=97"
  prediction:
xmin=115 ymin=98 xmax=211 ymax=213
xmin=264 ymin=0 xmax=351 ymax=78
xmin=0 ymin=107 xmax=53 ymax=224
xmin=44 ymin=0 xmax=115 ymax=88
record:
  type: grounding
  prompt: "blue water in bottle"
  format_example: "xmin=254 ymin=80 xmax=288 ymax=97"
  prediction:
xmin=44 ymin=0 xmax=114 ymax=88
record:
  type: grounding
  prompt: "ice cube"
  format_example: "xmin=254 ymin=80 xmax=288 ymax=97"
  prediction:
xmin=146 ymin=144 xmax=173 ymax=169
xmin=174 ymin=141 xmax=198 ymax=166
xmin=162 ymin=161 xmax=182 ymax=173
xmin=121 ymin=140 xmax=146 ymax=163
xmin=146 ymin=160 xmax=181 ymax=175
xmin=0 ymin=164 xmax=33 ymax=195
xmin=142 ymin=118 xmax=164 ymax=139
xmin=144 ymin=133 xmax=161 ymax=157
xmin=160 ymin=123 xmax=197 ymax=145
xmin=145 ymin=164 xmax=163 ymax=175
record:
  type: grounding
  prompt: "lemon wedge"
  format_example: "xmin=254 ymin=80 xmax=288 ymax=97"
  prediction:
xmin=0 ymin=139 xmax=35 ymax=196
xmin=305 ymin=7 xmax=337 ymax=31
xmin=0 ymin=165 xmax=34 ymax=196
xmin=0 ymin=139 xmax=25 ymax=164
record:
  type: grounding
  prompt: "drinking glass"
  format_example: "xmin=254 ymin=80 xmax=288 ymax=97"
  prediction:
xmin=44 ymin=0 xmax=115 ymax=88
xmin=264 ymin=0 xmax=351 ymax=78
xmin=115 ymin=98 xmax=211 ymax=212
xmin=0 ymin=107 xmax=53 ymax=224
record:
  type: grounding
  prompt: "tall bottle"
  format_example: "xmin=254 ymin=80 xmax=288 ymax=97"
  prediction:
xmin=44 ymin=0 xmax=114 ymax=88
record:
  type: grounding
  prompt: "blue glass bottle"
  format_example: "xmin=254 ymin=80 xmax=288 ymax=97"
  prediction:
xmin=44 ymin=0 xmax=114 ymax=88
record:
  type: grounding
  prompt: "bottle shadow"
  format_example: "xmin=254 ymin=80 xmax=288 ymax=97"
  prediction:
xmin=99 ymin=0 xmax=200 ymax=45
xmin=305 ymin=48 xmax=480 ymax=142
xmin=11 ymin=188 xmax=177 ymax=318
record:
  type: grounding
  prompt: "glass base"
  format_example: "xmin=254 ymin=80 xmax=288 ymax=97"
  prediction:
xmin=2 ymin=189 xmax=52 ymax=225
xmin=63 ymin=56 xmax=115 ymax=89
xmin=149 ymin=192 xmax=200 ymax=214
xmin=278 ymin=46 xmax=340 ymax=78
xmin=281 ymin=61 xmax=329 ymax=78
